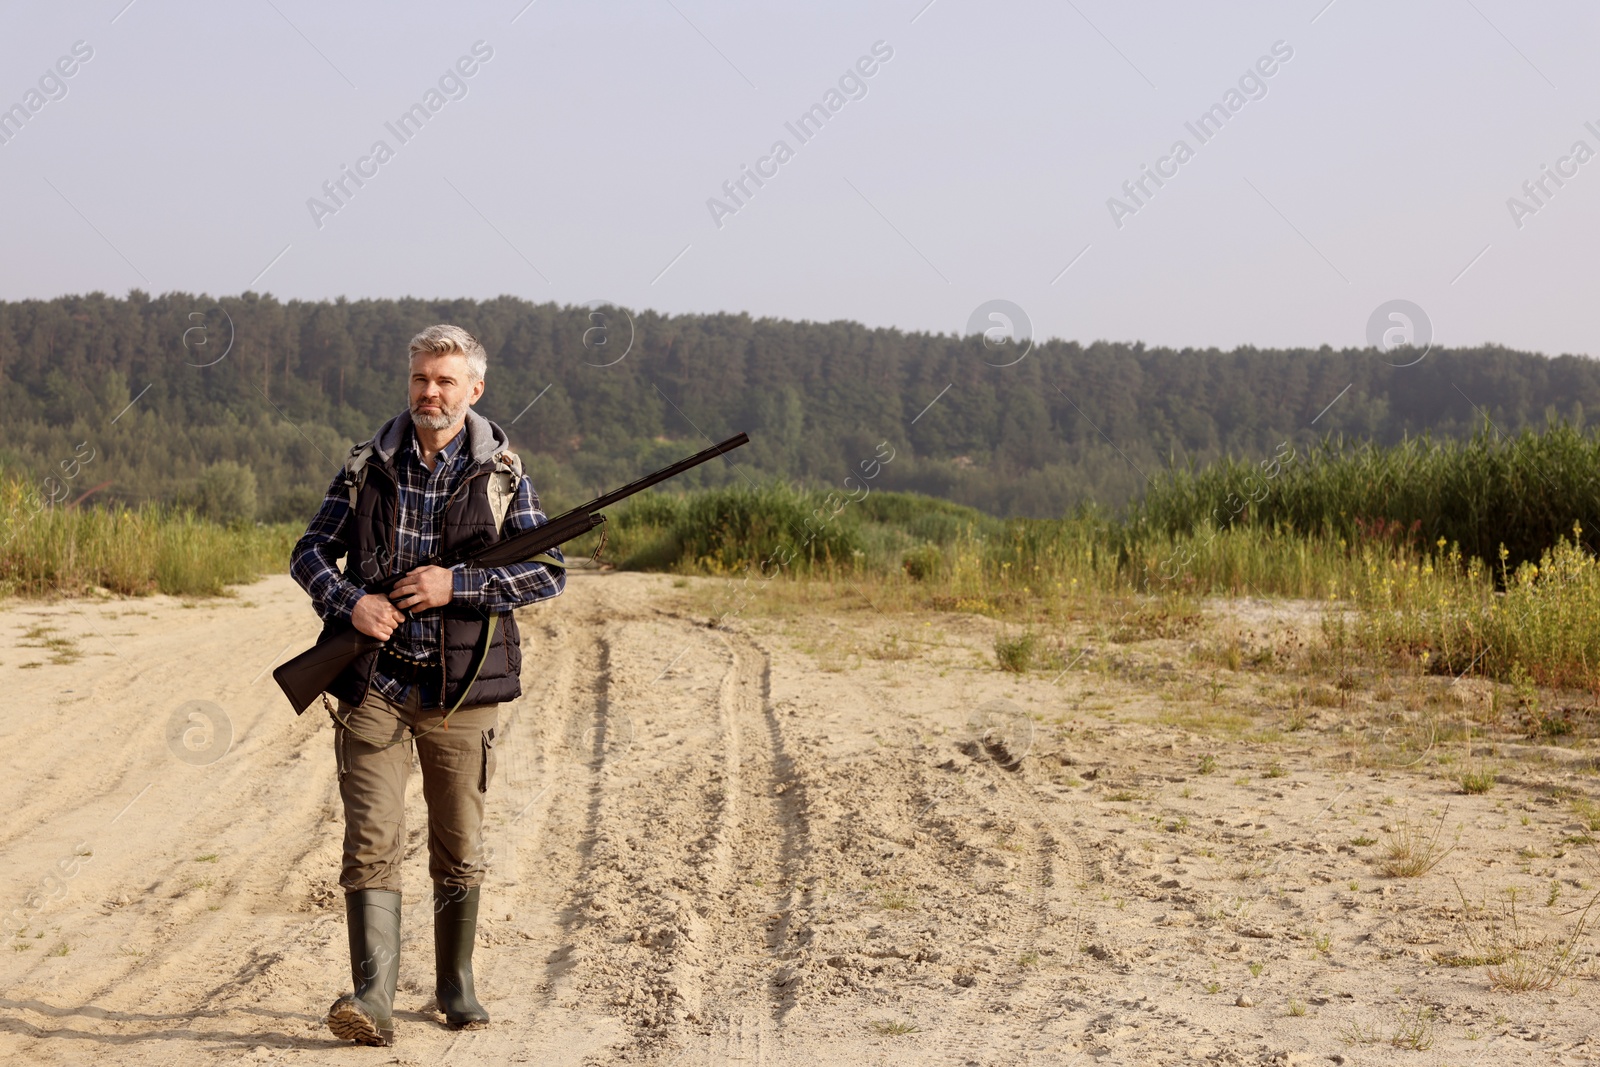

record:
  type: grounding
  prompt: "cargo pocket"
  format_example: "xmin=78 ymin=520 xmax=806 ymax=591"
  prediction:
xmin=480 ymin=727 xmax=496 ymax=794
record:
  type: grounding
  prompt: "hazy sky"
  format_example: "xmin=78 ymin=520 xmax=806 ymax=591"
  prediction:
xmin=3 ymin=0 xmax=1597 ymax=356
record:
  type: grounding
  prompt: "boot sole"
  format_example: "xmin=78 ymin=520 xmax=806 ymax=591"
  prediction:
xmin=327 ymin=995 xmax=394 ymax=1047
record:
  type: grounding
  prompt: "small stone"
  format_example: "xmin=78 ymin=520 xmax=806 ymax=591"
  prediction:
xmin=1235 ymin=994 xmax=1254 ymax=1007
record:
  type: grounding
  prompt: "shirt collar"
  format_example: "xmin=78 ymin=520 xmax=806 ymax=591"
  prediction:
xmin=408 ymin=423 xmax=466 ymax=467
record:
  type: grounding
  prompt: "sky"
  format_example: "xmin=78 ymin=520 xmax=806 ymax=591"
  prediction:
xmin=2 ymin=0 xmax=1598 ymax=357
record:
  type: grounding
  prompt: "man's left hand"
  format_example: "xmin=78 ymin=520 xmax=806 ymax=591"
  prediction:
xmin=388 ymin=565 xmax=454 ymax=612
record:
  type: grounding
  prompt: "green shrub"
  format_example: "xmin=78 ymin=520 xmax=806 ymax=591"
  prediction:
xmin=668 ymin=482 xmax=862 ymax=573
xmin=994 ymin=631 xmax=1037 ymax=672
xmin=902 ymin=544 xmax=943 ymax=581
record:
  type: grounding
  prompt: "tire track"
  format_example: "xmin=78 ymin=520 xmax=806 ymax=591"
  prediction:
xmin=701 ymin=630 xmax=811 ymax=1024
xmin=528 ymin=613 xmax=615 ymax=1002
xmin=536 ymin=605 xmax=813 ymax=1061
xmin=489 ymin=609 xmax=583 ymax=896
xmin=549 ymin=608 xmax=731 ymax=1054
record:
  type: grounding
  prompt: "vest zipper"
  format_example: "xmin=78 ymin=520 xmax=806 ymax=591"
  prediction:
xmin=439 ymin=463 xmax=493 ymax=706
xmin=353 ymin=461 xmax=399 ymax=706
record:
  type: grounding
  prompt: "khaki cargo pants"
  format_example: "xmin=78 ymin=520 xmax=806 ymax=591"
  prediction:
xmin=332 ymin=687 xmax=499 ymax=894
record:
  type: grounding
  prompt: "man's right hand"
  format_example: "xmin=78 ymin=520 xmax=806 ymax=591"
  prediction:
xmin=352 ymin=593 xmax=407 ymax=640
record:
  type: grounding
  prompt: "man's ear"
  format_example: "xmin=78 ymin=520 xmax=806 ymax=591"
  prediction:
xmin=469 ymin=377 xmax=485 ymax=406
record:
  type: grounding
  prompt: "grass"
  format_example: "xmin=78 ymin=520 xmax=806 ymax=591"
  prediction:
xmin=1389 ymin=1006 xmax=1435 ymax=1051
xmin=16 ymin=426 xmax=1600 ymax=701
xmin=1 ymin=478 xmax=295 ymax=597
xmin=1339 ymin=1021 xmax=1382 ymax=1047
xmin=716 ymin=432 xmax=1600 ymax=696
xmin=1137 ymin=423 xmax=1600 ymax=574
xmin=877 ymin=888 xmax=915 ymax=911
xmin=1459 ymin=764 xmax=1497 ymax=794
xmin=19 ymin=625 xmax=79 ymax=665
xmin=869 ymin=1019 xmax=922 ymax=1036
xmin=994 ymin=631 xmax=1037 ymax=673
xmin=1453 ymin=879 xmax=1600 ymax=992
xmin=1379 ymin=809 xmax=1458 ymax=878
xmin=1571 ymin=798 xmax=1600 ymax=832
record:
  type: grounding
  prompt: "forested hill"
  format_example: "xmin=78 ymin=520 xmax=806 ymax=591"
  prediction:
xmin=2 ymin=291 xmax=1596 ymax=522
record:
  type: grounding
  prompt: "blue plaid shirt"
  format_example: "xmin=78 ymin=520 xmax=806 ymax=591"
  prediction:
xmin=290 ymin=424 xmax=565 ymax=706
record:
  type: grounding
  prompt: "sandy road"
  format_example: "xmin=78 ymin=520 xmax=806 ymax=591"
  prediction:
xmin=5 ymin=571 xmax=1600 ymax=1064
xmin=0 ymin=569 xmax=1100 ymax=1065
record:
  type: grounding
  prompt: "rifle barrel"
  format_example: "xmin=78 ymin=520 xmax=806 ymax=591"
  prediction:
xmin=426 ymin=432 xmax=749 ymax=575
xmin=577 ymin=432 xmax=749 ymax=513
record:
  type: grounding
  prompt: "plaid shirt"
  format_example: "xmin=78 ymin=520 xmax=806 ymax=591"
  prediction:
xmin=290 ymin=424 xmax=565 ymax=705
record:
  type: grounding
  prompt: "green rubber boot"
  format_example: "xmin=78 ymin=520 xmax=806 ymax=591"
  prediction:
xmin=434 ymin=883 xmax=490 ymax=1030
xmin=327 ymin=889 xmax=401 ymax=1046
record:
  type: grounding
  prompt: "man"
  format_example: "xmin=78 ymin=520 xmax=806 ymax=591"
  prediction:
xmin=290 ymin=324 xmax=565 ymax=1047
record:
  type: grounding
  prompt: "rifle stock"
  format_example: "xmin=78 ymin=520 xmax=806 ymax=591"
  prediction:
xmin=274 ymin=432 xmax=749 ymax=714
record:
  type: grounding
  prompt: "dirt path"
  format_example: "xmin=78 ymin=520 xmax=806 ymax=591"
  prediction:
xmin=3 ymin=572 xmax=1600 ymax=1064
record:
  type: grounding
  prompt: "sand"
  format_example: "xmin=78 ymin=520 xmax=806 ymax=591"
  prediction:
xmin=1 ymin=570 xmax=1598 ymax=1065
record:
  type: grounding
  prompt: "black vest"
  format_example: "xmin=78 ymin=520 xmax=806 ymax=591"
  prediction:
xmin=320 ymin=451 xmax=523 ymax=709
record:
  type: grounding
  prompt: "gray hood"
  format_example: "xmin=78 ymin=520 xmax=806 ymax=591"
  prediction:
xmin=367 ymin=406 xmax=510 ymax=468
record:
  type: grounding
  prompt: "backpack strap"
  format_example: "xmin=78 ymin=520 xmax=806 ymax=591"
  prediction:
xmin=341 ymin=440 xmax=376 ymax=511
xmin=487 ymin=448 xmax=565 ymax=569
xmin=487 ymin=448 xmax=523 ymax=535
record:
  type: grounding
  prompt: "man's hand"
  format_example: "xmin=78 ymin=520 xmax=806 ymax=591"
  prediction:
xmin=352 ymin=593 xmax=407 ymax=640
xmin=388 ymin=565 xmax=454 ymax=613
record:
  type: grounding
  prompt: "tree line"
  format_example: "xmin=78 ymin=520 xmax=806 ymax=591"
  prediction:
xmin=1 ymin=290 xmax=1595 ymax=523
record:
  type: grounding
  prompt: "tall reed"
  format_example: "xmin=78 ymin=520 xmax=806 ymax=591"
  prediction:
xmin=1 ymin=479 xmax=294 ymax=597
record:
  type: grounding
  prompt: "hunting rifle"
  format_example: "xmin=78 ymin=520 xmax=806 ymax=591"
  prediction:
xmin=273 ymin=431 xmax=750 ymax=714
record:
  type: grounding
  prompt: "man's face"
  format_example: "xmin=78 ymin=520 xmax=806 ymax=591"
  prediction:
xmin=409 ymin=350 xmax=484 ymax=431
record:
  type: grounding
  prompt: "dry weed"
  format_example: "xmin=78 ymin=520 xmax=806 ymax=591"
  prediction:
xmin=1379 ymin=808 xmax=1458 ymax=877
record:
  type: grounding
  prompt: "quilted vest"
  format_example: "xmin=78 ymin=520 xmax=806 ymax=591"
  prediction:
xmin=320 ymin=445 xmax=523 ymax=709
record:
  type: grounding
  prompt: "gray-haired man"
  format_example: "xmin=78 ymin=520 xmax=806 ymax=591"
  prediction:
xmin=290 ymin=324 xmax=565 ymax=1046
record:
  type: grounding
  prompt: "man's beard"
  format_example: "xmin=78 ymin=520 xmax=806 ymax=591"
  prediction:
xmin=411 ymin=396 xmax=465 ymax=430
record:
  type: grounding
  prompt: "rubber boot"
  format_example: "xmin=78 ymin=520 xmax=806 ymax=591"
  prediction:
xmin=434 ymin=883 xmax=490 ymax=1030
xmin=327 ymin=889 xmax=401 ymax=1046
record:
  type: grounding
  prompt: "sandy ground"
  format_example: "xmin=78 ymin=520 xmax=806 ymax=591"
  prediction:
xmin=3 ymin=571 xmax=1600 ymax=1065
